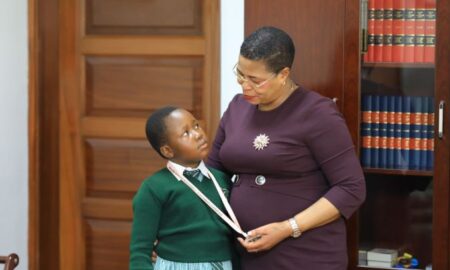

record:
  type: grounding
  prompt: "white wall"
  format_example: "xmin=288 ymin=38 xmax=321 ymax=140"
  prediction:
xmin=0 ymin=0 xmax=28 ymax=269
xmin=220 ymin=0 xmax=244 ymax=114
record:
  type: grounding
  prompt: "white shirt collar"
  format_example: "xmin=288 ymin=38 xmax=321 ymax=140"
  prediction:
xmin=167 ymin=160 xmax=210 ymax=181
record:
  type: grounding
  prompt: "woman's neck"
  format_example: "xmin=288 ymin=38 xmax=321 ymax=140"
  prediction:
xmin=258 ymin=79 xmax=297 ymax=111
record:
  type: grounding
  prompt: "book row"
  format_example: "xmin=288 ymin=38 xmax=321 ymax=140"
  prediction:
xmin=361 ymin=95 xmax=434 ymax=170
xmin=364 ymin=0 xmax=436 ymax=63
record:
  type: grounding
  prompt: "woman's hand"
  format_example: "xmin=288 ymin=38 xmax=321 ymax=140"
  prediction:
xmin=237 ymin=221 xmax=292 ymax=253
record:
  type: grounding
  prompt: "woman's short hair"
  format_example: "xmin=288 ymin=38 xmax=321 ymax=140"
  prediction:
xmin=145 ymin=106 xmax=179 ymax=158
xmin=240 ymin=26 xmax=295 ymax=73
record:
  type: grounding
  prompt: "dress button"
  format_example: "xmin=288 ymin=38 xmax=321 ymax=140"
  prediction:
xmin=255 ymin=175 xmax=266 ymax=185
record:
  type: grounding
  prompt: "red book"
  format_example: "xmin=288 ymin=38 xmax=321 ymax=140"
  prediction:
xmin=414 ymin=0 xmax=426 ymax=62
xmin=383 ymin=0 xmax=394 ymax=62
xmin=424 ymin=0 xmax=436 ymax=63
xmin=392 ymin=0 xmax=405 ymax=62
xmin=374 ymin=0 xmax=384 ymax=62
xmin=404 ymin=0 xmax=416 ymax=62
xmin=365 ymin=0 xmax=376 ymax=62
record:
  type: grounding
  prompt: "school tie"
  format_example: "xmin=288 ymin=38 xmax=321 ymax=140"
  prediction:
xmin=183 ymin=169 xmax=205 ymax=182
xmin=211 ymin=262 xmax=224 ymax=270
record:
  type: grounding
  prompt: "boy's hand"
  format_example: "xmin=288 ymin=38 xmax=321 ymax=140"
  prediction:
xmin=152 ymin=240 xmax=158 ymax=263
xmin=237 ymin=221 xmax=291 ymax=253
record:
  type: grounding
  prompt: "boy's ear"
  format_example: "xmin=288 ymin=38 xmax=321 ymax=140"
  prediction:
xmin=160 ymin=144 xmax=174 ymax=159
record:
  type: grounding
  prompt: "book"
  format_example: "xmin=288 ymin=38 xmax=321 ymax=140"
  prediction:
xmin=361 ymin=95 xmax=372 ymax=167
xmin=368 ymin=260 xmax=395 ymax=267
xmin=393 ymin=0 xmax=405 ymax=62
xmin=374 ymin=0 xmax=385 ymax=62
xmin=366 ymin=0 xmax=376 ymax=62
xmin=424 ymin=0 xmax=436 ymax=63
xmin=401 ymin=96 xmax=412 ymax=169
xmin=404 ymin=0 xmax=416 ymax=62
xmin=394 ymin=96 xmax=403 ymax=169
xmin=415 ymin=0 xmax=426 ymax=62
xmin=367 ymin=248 xmax=398 ymax=262
xmin=410 ymin=96 xmax=422 ymax=169
xmin=383 ymin=0 xmax=394 ymax=62
xmin=387 ymin=95 xmax=396 ymax=168
xmin=379 ymin=96 xmax=389 ymax=168
xmin=371 ymin=95 xmax=381 ymax=168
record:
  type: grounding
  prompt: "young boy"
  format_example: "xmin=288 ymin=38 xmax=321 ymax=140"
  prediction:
xmin=129 ymin=106 xmax=238 ymax=270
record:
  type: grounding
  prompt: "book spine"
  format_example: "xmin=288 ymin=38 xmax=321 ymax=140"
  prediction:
xmin=366 ymin=0 xmax=376 ymax=62
xmin=371 ymin=95 xmax=381 ymax=168
xmin=427 ymin=97 xmax=434 ymax=169
xmin=387 ymin=95 xmax=396 ymax=168
xmin=374 ymin=0 xmax=385 ymax=62
xmin=379 ymin=96 xmax=389 ymax=168
xmin=404 ymin=0 xmax=416 ymax=62
xmin=401 ymin=96 xmax=411 ymax=169
xmin=393 ymin=0 xmax=406 ymax=62
xmin=410 ymin=96 xmax=422 ymax=169
xmin=361 ymin=95 xmax=372 ymax=167
xmin=394 ymin=96 xmax=403 ymax=169
xmin=414 ymin=0 xmax=426 ymax=62
xmin=424 ymin=0 xmax=436 ymax=63
xmin=420 ymin=96 xmax=429 ymax=170
xmin=383 ymin=0 xmax=394 ymax=62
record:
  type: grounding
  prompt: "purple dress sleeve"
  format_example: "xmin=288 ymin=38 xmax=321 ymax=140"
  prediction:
xmin=304 ymin=99 xmax=366 ymax=219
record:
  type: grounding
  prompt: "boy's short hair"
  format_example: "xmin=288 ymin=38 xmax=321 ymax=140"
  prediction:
xmin=145 ymin=106 xmax=179 ymax=158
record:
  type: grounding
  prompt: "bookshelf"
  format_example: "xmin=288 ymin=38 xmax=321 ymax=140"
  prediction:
xmin=356 ymin=0 xmax=448 ymax=269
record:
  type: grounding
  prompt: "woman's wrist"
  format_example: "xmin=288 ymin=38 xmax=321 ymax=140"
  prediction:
xmin=281 ymin=220 xmax=294 ymax=239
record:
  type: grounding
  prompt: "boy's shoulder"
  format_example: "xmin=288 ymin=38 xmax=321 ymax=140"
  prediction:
xmin=139 ymin=167 xmax=176 ymax=189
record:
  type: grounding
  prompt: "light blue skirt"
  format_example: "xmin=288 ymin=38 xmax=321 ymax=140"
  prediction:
xmin=154 ymin=257 xmax=233 ymax=270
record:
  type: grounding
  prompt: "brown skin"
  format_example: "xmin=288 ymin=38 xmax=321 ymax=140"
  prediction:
xmin=160 ymin=108 xmax=209 ymax=168
xmin=235 ymin=56 xmax=341 ymax=253
xmin=235 ymin=55 xmax=295 ymax=111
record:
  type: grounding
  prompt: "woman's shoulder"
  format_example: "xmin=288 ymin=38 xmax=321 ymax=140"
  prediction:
xmin=296 ymin=86 xmax=339 ymax=115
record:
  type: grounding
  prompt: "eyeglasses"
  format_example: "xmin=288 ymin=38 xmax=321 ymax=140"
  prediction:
xmin=233 ymin=63 xmax=276 ymax=89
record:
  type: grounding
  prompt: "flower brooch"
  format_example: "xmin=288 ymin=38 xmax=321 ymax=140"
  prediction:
xmin=253 ymin=134 xmax=270 ymax=150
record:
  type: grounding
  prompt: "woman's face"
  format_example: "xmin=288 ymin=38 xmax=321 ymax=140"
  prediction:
xmin=234 ymin=55 xmax=289 ymax=108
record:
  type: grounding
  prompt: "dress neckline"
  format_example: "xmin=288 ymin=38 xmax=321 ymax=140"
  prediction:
xmin=254 ymin=85 xmax=302 ymax=114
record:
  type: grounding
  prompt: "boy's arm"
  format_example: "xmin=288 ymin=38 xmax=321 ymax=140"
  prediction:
xmin=129 ymin=182 xmax=161 ymax=270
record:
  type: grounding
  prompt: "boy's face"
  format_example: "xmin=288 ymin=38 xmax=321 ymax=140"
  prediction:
xmin=161 ymin=109 xmax=209 ymax=168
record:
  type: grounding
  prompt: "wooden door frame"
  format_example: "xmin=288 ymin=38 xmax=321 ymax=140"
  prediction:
xmin=28 ymin=1 xmax=221 ymax=269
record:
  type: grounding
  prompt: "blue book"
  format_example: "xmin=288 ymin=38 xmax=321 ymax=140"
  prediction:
xmin=427 ymin=97 xmax=435 ymax=170
xmin=361 ymin=95 xmax=372 ymax=167
xmin=394 ymin=96 xmax=403 ymax=169
xmin=409 ymin=96 xmax=422 ymax=170
xmin=386 ymin=96 xmax=396 ymax=169
xmin=371 ymin=95 xmax=380 ymax=168
xmin=379 ymin=96 xmax=388 ymax=168
xmin=401 ymin=96 xmax=411 ymax=170
xmin=420 ymin=97 xmax=429 ymax=170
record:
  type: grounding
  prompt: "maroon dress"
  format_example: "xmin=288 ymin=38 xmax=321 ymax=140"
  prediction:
xmin=207 ymin=87 xmax=366 ymax=270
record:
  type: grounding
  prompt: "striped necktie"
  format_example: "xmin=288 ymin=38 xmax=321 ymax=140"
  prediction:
xmin=183 ymin=169 xmax=205 ymax=182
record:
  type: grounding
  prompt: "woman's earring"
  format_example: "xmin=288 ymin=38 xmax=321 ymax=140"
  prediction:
xmin=282 ymin=80 xmax=286 ymax=86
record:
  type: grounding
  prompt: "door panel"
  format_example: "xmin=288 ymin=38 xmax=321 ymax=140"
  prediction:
xmin=59 ymin=1 xmax=219 ymax=269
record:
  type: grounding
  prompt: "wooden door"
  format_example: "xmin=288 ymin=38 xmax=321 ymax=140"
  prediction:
xmin=244 ymin=0 xmax=360 ymax=268
xmin=58 ymin=1 xmax=219 ymax=269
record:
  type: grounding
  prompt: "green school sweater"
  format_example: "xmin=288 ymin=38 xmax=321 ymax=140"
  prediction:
xmin=129 ymin=167 xmax=234 ymax=270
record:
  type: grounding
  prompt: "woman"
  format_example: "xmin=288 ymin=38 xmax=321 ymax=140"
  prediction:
xmin=207 ymin=26 xmax=366 ymax=269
